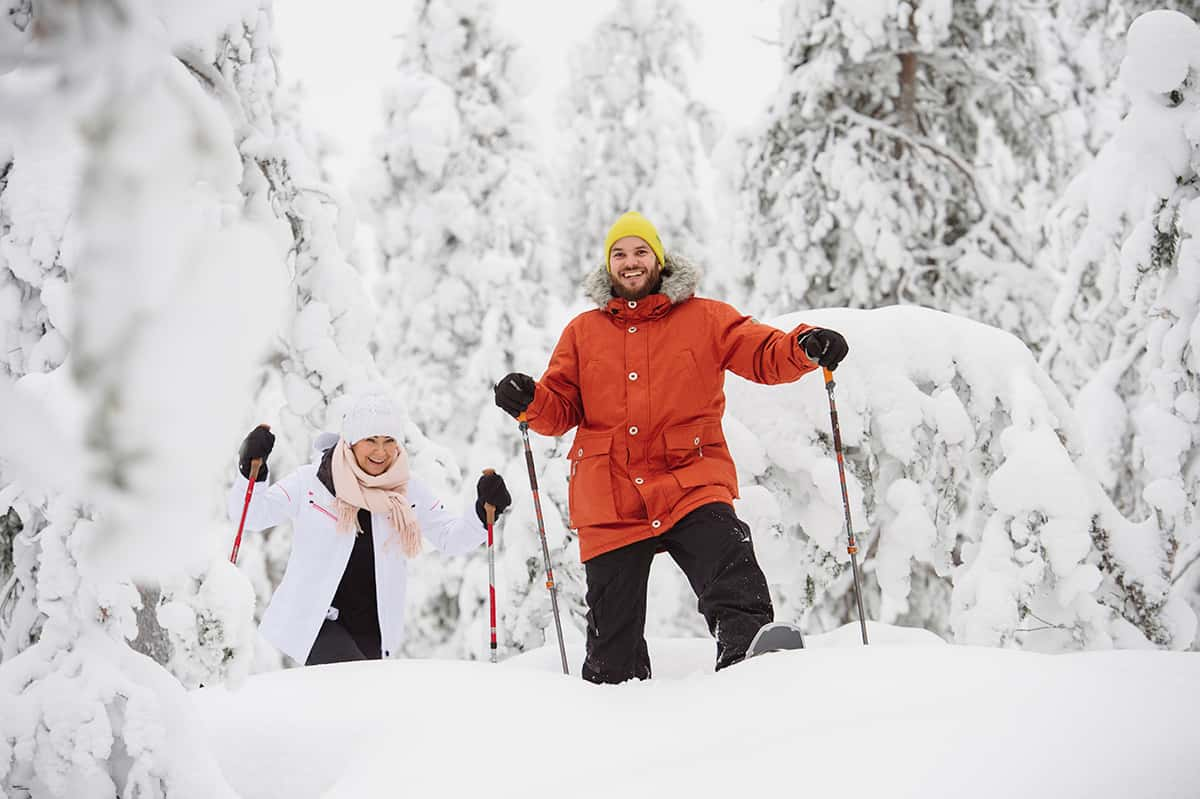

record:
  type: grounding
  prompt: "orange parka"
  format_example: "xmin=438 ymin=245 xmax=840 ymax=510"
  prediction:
xmin=524 ymin=255 xmax=819 ymax=561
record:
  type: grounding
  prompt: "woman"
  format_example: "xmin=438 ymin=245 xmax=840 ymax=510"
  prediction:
xmin=229 ymin=389 xmax=510 ymax=665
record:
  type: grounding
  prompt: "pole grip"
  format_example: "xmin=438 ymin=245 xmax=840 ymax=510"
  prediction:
xmin=245 ymin=421 xmax=270 ymax=486
xmin=482 ymin=468 xmax=497 ymax=526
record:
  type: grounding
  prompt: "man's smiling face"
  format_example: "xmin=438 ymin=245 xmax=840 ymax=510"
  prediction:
xmin=608 ymin=236 xmax=662 ymax=300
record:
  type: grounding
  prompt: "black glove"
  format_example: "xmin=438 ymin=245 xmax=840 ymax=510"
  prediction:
xmin=475 ymin=472 xmax=512 ymax=524
xmin=494 ymin=372 xmax=536 ymax=419
xmin=238 ymin=425 xmax=275 ymax=482
xmin=799 ymin=328 xmax=849 ymax=370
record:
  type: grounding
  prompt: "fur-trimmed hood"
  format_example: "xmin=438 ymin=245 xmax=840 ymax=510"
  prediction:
xmin=583 ymin=252 xmax=702 ymax=308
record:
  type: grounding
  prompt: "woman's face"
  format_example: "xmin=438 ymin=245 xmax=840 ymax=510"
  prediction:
xmin=351 ymin=436 xmax=400 ymax=476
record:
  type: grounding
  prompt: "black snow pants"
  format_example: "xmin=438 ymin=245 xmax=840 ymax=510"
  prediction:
xmin=305 ymin=619 xmax=382 ymax=666
xmin=581 ymin=502 xmax=774 ymax=684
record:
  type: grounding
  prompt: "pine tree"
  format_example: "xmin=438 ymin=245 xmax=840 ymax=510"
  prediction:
xmin=736 ymin=0 xmax=1061 ymax=346
xmin=366 ymin=0 xmax=563 ymax=449
xmin=725 ymin=306 xmax=1195 ymax=651
xmin=0 ymin=0 xmax=280 ymax=792
xmin=175 ymin=7 xmax=472 ymax=673
xmin=0 ymin=20 xmax=95 ymax=671
xmin=1039 ymin=1 xmax=1200 ymax=194
xmin=203 ymin=10 xmax=375 ymax=668
xmin=557 ymin=0 xmax=716 ymax=280
xmin=363 ymin=0 xmax=570 ymax=658
xmin=1042 ymin=9 xmax=1200 ymax=649
xmin=0 ymin=3 xmax=58 ymax=666
xmin=209 ymin=5 xmax=380 ymax=450
xmin=0 ymin=0 xmax=439 ymax=685
xmin=0 ymin=52 xmax=78 ymax=379
xmin=0 ymin=2 xmax=388 ymax=680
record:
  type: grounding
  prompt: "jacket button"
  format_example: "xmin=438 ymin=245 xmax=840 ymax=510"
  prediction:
xmin=577 ymin=448 xmax=584 ymax=456
xmin=635 ymin=477 xmax=644 ymax=485
xmin=628 ymin=372 xmax=638 ymax=381
xmin=693 ymin=437 xmax=701 ymax=445
xmin=651 ymin=519 xmax=662 ymax=529
xmin=627 ymin=300 xmax=638 ymax=309
xmin=629 ymin=426 xmax=638 ymax=435
xmin=628 ymin=326 xmax=637 ymax=333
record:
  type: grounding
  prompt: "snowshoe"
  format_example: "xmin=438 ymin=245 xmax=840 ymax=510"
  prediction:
xmin=746 ymin=621 xmax=805 ymax=659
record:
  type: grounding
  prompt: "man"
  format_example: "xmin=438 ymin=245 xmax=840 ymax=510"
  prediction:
xmin=493 ymin=211 xmax=847 ymax=683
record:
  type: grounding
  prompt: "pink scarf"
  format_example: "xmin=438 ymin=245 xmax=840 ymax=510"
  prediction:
xmin=331 ymin=439 xmax=422 ymax=558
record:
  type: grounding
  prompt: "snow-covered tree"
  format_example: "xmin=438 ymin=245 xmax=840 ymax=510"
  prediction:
xmin=0 ymin=1 xmax=387 ymax=679
xmin=366 ymin=0 xmax=563 ymax=453
xmin=0 ymin=0 xmax=290 ymax=792
xmin=0 ymin=16 xmax=206 ymax=678
xmin=6 ymin=1 xmax=462 ymax=679
xmin=1041 ymin=1 xmax=1135 ymax=166
xmin=725 ymin=305 xmax=1195 ymax=651
xmin=215 ymin=13 xmax=378 ymax=445
xmin=735 ymin=0 xmax=1061 ymax=346
xmin=0 ymin=0 xmax=76 ymax=382
xmin=1042 ymin=9 xmax=1200 ymax=649
xmin=361 ymin=0 xmax=579 ymax=660
xmin=1037 ymin=1 xmax=1200 ymax=204
xmin=0 ymin=0 xmax=82 ymax=672
xmin=195 ymin=7 xmax=388 ymax=672
xmin=557 ymin=0 xmax=716 ymax=281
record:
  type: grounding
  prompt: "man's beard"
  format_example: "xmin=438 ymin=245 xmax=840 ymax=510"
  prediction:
xmin=612 ymin=274 xmax=663 ymax=301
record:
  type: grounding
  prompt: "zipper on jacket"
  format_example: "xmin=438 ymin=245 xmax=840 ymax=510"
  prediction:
xmin=308 ymin=499 xmax=337 ymax=521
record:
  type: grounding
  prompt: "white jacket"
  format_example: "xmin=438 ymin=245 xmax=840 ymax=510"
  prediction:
xmin=228 ymin=462 xmax=486 ymax=663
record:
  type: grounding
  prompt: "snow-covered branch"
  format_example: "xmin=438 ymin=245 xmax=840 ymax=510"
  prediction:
xmin=727 ymin=305 xmax=1193 ymax=650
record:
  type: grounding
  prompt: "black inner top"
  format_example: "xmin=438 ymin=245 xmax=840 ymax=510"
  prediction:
xmin=318 ymin=447 xmax=380 ymax=639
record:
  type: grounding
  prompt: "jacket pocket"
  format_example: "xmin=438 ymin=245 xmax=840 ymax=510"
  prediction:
xmin=663 ymin=421 xmax=738 ymax=494
xmin=568 ymin=431 xmax=621 ymax=528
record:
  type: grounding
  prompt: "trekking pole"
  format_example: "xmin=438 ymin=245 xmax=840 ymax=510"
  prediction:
xmin=230 ymin=457 xmax=264 ymax=565
xmin=482 ymin=468 xmax=499 ymax=664
xmin=518 ymin=414 xmax=569 ymax=675
xmin=822 ymin=368 xmax=869 ymax=645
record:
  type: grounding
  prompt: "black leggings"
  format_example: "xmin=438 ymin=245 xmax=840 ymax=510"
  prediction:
xmin=582 ymin=502 xmax=774 ymax=684
xmin=305 ymin=619 xmax=382 ymax=666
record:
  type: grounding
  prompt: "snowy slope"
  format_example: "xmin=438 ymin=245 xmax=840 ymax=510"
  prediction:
xmin=191 ymin=624 xmax=1200 ymax=799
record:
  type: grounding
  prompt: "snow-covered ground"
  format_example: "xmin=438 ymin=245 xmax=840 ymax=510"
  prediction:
xmin=192 ymin=624 xmax=1200 ymax=798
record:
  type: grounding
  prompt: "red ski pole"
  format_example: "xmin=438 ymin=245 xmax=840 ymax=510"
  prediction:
xmin=483 ymin=468 xmax=499 ymax=663
xmin=822 ymin=368 xmax=869 ymax=645
xmin=230 ymin=458 xmax=261 ymax=564
xmin=231 ymin=424 xmax=270 ymax=564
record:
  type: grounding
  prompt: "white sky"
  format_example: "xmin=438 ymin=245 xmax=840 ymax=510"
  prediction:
xmin=273 ymin=0 xmax=785 ymax=183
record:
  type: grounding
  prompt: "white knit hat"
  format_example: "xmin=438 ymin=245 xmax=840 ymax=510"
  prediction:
xmin=340 ymin=390 xmax=405 ymax=445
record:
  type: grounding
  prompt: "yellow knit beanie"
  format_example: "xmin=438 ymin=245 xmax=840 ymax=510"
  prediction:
xmin=604 ymin=212 xmax=665 ymax=271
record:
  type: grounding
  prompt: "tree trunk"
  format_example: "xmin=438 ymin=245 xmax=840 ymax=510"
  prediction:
xmin=895 ymin=3 xmax=919 ymax=156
